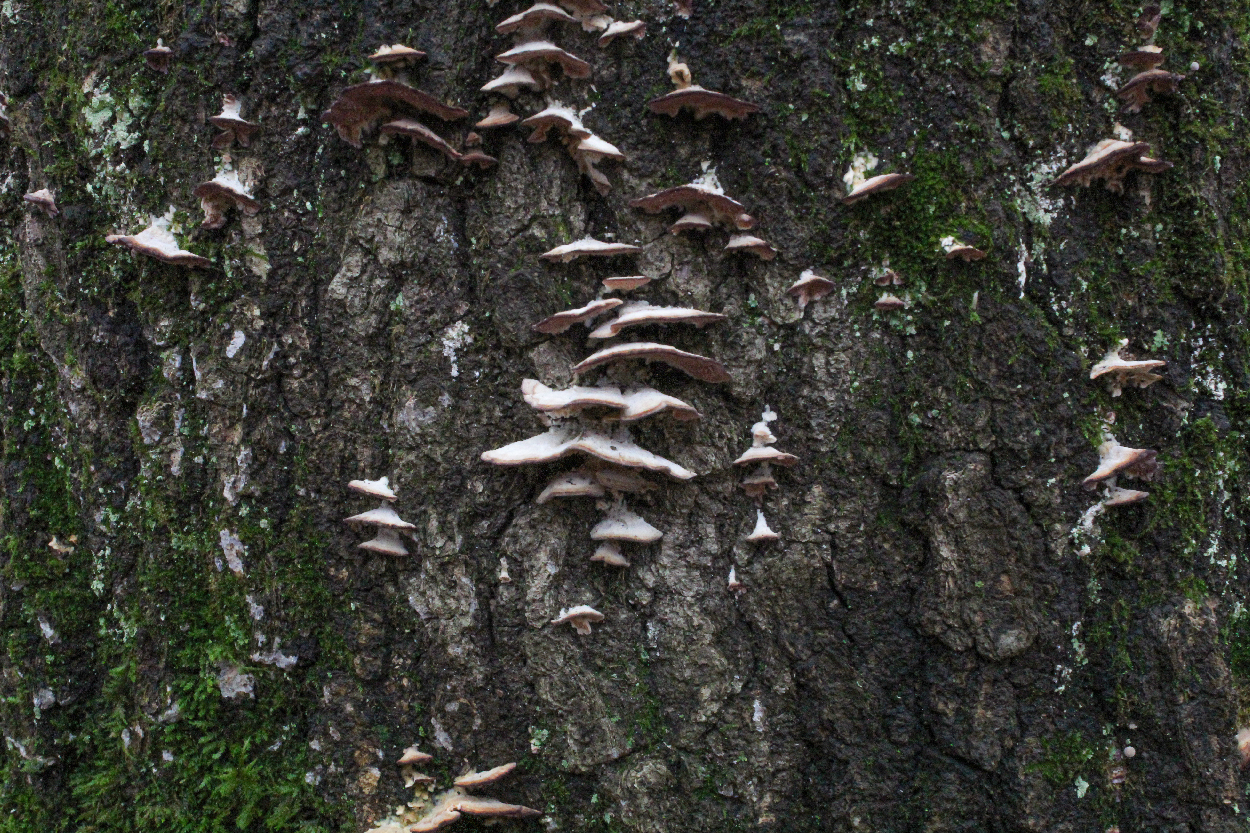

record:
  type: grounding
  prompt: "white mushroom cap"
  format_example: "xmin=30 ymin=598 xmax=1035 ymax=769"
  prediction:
xmin=481 ymin=66 xmax=541 ymax=98
xmin=588 ymin=301 xmax=728 ymax=339
xmin=617 ymin=387 xmax=701 ymax=422
xmin=23 ymin=188 xmax=59 ymax=217
xmin=495 ymin=40 xmax=592 ymax=80
xmin=344 ymin=502 xmax=417 ymax=529
xmin=536 ymin=469 xmax=606 ymax=503
xmin=540 ymin=237 xmax=641 ymax=262
xmin=358 ymin=527 xmax=409 ymax=556
xmin=590 ymin=541 xmax=630 ymax=567
xmin=532 ymin=298 xmax=623 ymax=333
xmin=788 ymin=269 xmax=834 ymax=309
xmin=105 ymin=215 xmax=211 ymax=268
xmin=733 ymin=446 xmax=798 ymax=467
xmin=590 ymin=503 xmax=662 ymax=543
xmin=481 ymin=426 xmax=696 ymax=480
xmin=398 ymin=746 xmax=434 ymax=765
xmin=741 ymin=463 xmax=778 ymax=498
xmin=575 ymin=133 xmax=625 ymax=161
xmin=193 ymin=169 xmax=261 ymax=229
xmin=349 ymin=476 xmax=397 ymax=501
xmin=1103 ymin=484 xmax=1150 ymax=507
xmin=728 ymin=566 xmax=743 ymax=591
xmin=724 ymin=232 xmax=777 ymax=260
xmin=454 ymin=762 xmax=516 ymax=789
xmin=940 ymin=236 xmax=986 ymax=261
xmin=521 ymin=378 xmax=628 ymax=414
xmin=495 ymin=3 xmax=578 ymax=35
xmin=603 ymin=276 xmax=652 ymax=292
xmin=1082 ymin=436 xmax=1159 ymax=488
xmin=750 ymin=408 xmax=778 ymax=446
xmin=874 ymin=293 xmax=906 ymax=311
xmin=1089 ymin=340 xmax=1166 ymax=396
xmin=498 ymin=558 xmax=512 ymax=583
xmin=551 ymin=604 xmax=605 ymax=635
xmin=591 ymin=465 xmax=656 ymax=494
xmin=521 ymin=101 xmax=592 ymax=141
xmin=746 ymin=510 xmax=780 ymax=542
xmin=598 ymin=19 xmax=646 ymax=46
xmin=843 ymin=172 xmax=915 ymax=204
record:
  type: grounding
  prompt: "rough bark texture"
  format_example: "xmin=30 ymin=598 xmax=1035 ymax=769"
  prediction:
xmin=0 ymin=0 xmax=1248 ymax=831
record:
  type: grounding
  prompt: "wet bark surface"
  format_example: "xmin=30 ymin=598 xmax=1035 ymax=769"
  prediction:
xmin=0 ymin=0 xmax=1248 ymax=831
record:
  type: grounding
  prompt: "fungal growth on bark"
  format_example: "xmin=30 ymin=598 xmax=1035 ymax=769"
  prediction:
xmin=143 ymin=38 xmax=172 ymax=73
xmin=724 ymin=232 xmax=777 ymax=260
xmin=733 ymin=407 xmax=797 ymax=554
xmin=106 ymin=211 xmax=211 ymax=268
xmin=874 ymin=293 xmax=905 ymax=311
xmin=648 ymin=49 xmax=759 ymax=120
xmin=788 ymin=269 xmax=835 ymax=310
xmin=941 ymin=236 xmax=987 ymax=261
xmin=630 ymin=167 xmax=756 ymax=232
xmin=551 ymin=605 xmax=605 ymax=635
xmin=539 ymin=236 xmax=641 ymax=262
xmin=192 ymin=166 xmax=261 ymax=229
xmin=1117 ymin=68 xmax=1184 ymax=113
xmin=1090 ymin=339 xmax=1166 ymax=396
xmin=344 ymin=476 xmax=414 ymax=556
xmin=367 ymin=43 xmax=427 ymax=75
xmin=1081 ymin=434 xmax=1160 ymax=489
xmin=208 ymin=95 xmax=259 ymax=149
xmin=496 ymin=40 xmax=592 ymax=83
xmin=842 ymin=151 xmax=914 ymax=204
xmin=481 ymin=65 xmax=542 ymax=99
xmin=518 ymin=101 xmax=625 ymax=192
xmin=1119 ymin=43 xmax=1165 ymax=70
xmin=365 ymin=755 xmax=540 ymax=832
xmin=598 ymin=19 xmax=646 ymax=46
xmin=1053 ymin=139 xmax=1172 ymax=193
xmin=22 ymin=188 xmax=58 ymax=217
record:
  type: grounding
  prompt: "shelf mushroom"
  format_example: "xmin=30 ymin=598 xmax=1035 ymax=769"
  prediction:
xmin=193 ymin=168 xmax=260 ymax=229
xmin=603 ymin=275 xmax=652 ymax=292
xmin=598 ymin=19 xmax=646 ymax=46
xmin=587 ymin=301 xmax=727 ymax=339
xmin=874 ymin=293 xmax=905 ymax=311
xmin=734 ymin=407 xmax=797 ymax=521
xmin=345 ymin=476 xmax=415 ymax=555
xmin=1119 ymin=44 xmax=1165 ymax=70
xmin=842 ymin=152 xmax=913 ymax=204
xmin=1053 ymin=139 xmax=1172 ymax=193
xmin=209 ymin=95 xmax=259 ymax=149
xmin=106 ymin=213 xmax=211 ymax=268
xmin=630 ymin=168 xmax=756 ymax=232
xmin=648 ymin=50 xmax=758 ymax=120
xmin=1117 ymin=68 xmax=1184 ymax=113
xmin=1081 ymin=435 xmax=1159 ymax=489
xmin=22 ymin=189 xmax=58 ymax=218
xmin=745 ymin=510 xmax=780 ymax=542
xmin=551 ymin=605 xmax=605 ymax=635
xmin=368 ymin=43 xmax=427 ymax=76
xmin=724 ymin=233 xmax=777 ymax=260
xmin=322 ymin=79 xmax=468 ymax=149
xmin=573 ymin=342 xmax=731 ymax=383
xmin=410 ymin=760 xmax=541 ymax=831
xmin=496 ymin=40 xmax=591 ymax=85
xmin=539 ymin=236 xmax=641 ymax=263
xmin=143 ymin=39 xmax=173 ymax=73
xmin=788 ymin=269 xmax=835 ymax=310
xmin=1090 ymin=340 xmax=1166 ymax=396
xmin=941 ymin=236 xmax=986 ymax=262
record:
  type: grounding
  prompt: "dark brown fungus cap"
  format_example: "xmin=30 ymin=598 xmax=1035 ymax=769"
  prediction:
xmin=322 ymin=81 xmax=468 ymax=148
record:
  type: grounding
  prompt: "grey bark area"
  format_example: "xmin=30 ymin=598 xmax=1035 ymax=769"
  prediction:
xmin=0 ymin=0 xmax=1248 ymax=831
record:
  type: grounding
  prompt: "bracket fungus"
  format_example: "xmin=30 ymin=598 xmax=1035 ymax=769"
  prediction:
xmin=587 ymin=301 xmax=727 ymax=339
xmin=728 ymin=566 xmax=743 ymax=591
xmin=571 ymin=133 xmax=625 ymax=194
xmin=591 ymin=542 xmax=630 ymax=567
xmin=1117 ymin=68 xmax=1184 ymax=113
xmin=521 ymin=102 xmax=591 ymax=142
xmin=874 ymin=293 xmax=906 ymax=311
xmin=398 ymin=745 xmax=434 ymax=765
xmin=1090 ymin=340 xmax=1166 ymax=396
xmin=647 ymin=50 xmax=758 ymax=120
xmin=521 ymin=379 xmax=700 ymax=422
xmin=22 ymin=189 xmax=58 ymax=218
xmin=193 ymin=168 xmax=261 ymax=229
xmin=143 ymin=38 xmax=173 ymax=73
xmin=344 ymin=476 xmax=415 ymax=556
xmin=481 ymin=65 xmax=542 ymax=99
xmin=533 ymin=298 xmax=623 ymax=334
xmin=735 ymin=407 xmax=797 ymax=513
xmin=476 ymin=101 xmax=520 ymax=129
xmin=591 ymin=501 xmax=663 ymax=543
xmin=540 ymin=237 xmax=641 ymax=262
xmin=630 ymin=169 xmax=756 ymax=231
xmin=725 ymin=232 xmax=777 ymax=260
xmin=381 ymin=118 xmax=464 ymax=162
xmin=573 ymin=342 xmax=731 ymax=383
xmin=746 ymin=510 xmax=780 ymax=542
xmin=496 ymin=40 xmax=591 ymax=84
xmin=496 ymin=3 xmax=579 ymax=36
xmin=1119 ymin=44 xmax=1165 ymax=70
xmin=1102 ymin=482 xmax=1150 ymax=507
xmin=552 ymin=605 xmax=605 ymax=635
xmin=323 ymin=80 xmax=468 ymax=148
xmin=408 ymin=761 xmax=540 ymax=831
xmin=209 ymin=95 xmax=259 ymax=149
xmin=941 ymin=236 xmax=986 ymax=262
xmin=842 ymin=153 xmax=914 ymax=204
xmin=483 ymin=424 xmax=695 ymax=479
xmin=1081 ymin=435 xmax=1160 ymax=489
xmin=106 ymin=213 xmax=211 ymax=268
xmin=368 ymin=43 xmax=427 ymax=67
xmin=788 ymin=269 xmax=835 ymax=310
xmin=1053 ymin=139 xmax=1172 ymax=193
xmin=598 ymin=19 xmax=646 ymax=46
xmin=536 ymin=469 xmax=606 ymax=503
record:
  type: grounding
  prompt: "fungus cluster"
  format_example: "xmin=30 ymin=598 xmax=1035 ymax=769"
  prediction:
xmin=648 ymin=50 xmax=758 ymax=121
xmin=842 ymin=151 xmax=914 ymax=205
xmin=869 ymin=261 xmax=908 ymax=310
xmin=732 ymin=408 xmax=798 ymax=571
xmin=1115 ymin=4 xmax=1184 ymax=114
xmin=1053 ymin=138 xmax=1172 ymax=193
xmin=365 ymin=750 xmax=540 ymax=833
xmin=106 ymin=209 xmax=211 ymax=268
xmin=940 ymin=235 xmax=986 ymax=262
xmin=209 ymin=94 xmax=259 ymax=149
xmin=1090 ymin=339 xmax=1166 ymax=397
xmin=483 ymin=237 xmax=730 ymax=629
xmin=787 ymin=268 xmax=834 ymax=312
xmin=344 ymin=476 xmax=414 ymax=556
xmin=630 ymin=167 xmax=775 ymax=258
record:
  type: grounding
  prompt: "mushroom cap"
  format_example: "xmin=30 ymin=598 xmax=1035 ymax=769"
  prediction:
xmin=590 ymin=541 xmax=630 ymax=567
xmin=591 ymin=505 xmax=663 ymax=542
xmin=724 ymin=232 xmax=777 ymax=260
xmin=741 ymin=464 xmax=778 ymax=497
xmin=603 ymin=276 xmax=652 ymax=292
xmin=573 ymin=341 xmax=731 ymax=383
xmin=481 ymin=66 xmax=542 ymax=98
xmin=670 ymin=210 xmax=714 ymax=233
xmin=496 ymin=40 xmax=592 ymax=80
xmin=1118 ymin=45 xmax=1165 ymax=70
xmin=521 ymin=379 xmax=628 ymax=414
xmin=460 ymin=150 xmax=499 ymax=169
xmin=940 ymin=236 xmax=987 ymax=261
xmin=481 ymin=426 xmax=697 ymax=480
xmin=1089 ymin=343 xmax=1166 ymax=395
xmin=787 ymin=269 xmax=834 ymax=308
xmin=106 ymin=222 xmax=212 ymax=269
xmin=575 ymin=133 xmax=625 ymax=160
xmin=349 ymin=476 xmax=397 ymax=500
xmin=358 ymin=527 xmax=408 ymax=555
xmin=630 ymin=183 xmax=756 ymax=230
xmin=551 ymin=604 xmax=605 ymax=634
xmin=598 ymin=19 xmax=646 ymax=46
xmin=733 ymin=446 xmax=799 ymax=467
xmin=728 ymin=566 xmax=743 ymax=590
xmin=496 ymin=3 xmax=578 ymax=34
xmin=453 ymin=796 xmax=542 ymax=819
xmin=411 ymin=800 xmax=462 ymax=833
xmin=874 ymin=293 xmax=906 ymax=310
xmin=208 ymin=95 xmax=259 ymax=141
xmin=453 ymin=762 xmax=516 ymax=789
xmin=1082 ymin=438 xmax=1160 ymax=488
xmin=874 ymin=268 xmax=904 ymax=286
xmin=380 ymin=118 xmax=463 ymax=161
xmin=521 ymin=103 xmax=592 ymax=142
xmin=746 ymin=510 xmax=780 ymax=542
xmin=588 ymin=301 xmax=728 ymax=339
xmin=322 ymin=80 xmax=468 ymax=148
xmin=618 ymin=387 xmax=700 ymax=422
xmin=476 ymin=101 xmax=520 ymax=129
xmin=193 ymin=170 xmax=261 ymax=228
xmin=537 ymin=469 xmax=606 ymax=503
xmin=532 ymin=298 xmax=624 ymax=333
xmin=843 ymin=172 xmax=915 ymax=205
xmin=343 ymin=504 xmax=417 ymax=529
xmin=1103 ymin=485 xmax=1150 ymax=507
xmin=368 ymin=43 xmax=427 ymax=64
xmin=1053 ymin=139 xmax=1172 ymax=192
xmin=1117 ymin=69 xmax=1185 ymax=113
xmin=539 ymin=237 xmax=641 ymax=262
xmin=22 ymin=189 xmax=59 ymax=217
xmin=398 ymin=746 xmax=434 ymax=765
xmin=647 ymin=85 xmax=759 ymax=120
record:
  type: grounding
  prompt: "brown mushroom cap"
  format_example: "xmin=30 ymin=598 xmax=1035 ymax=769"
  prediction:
xmin=603 ymin=276 xmax=652 ymax=292
xmin=648 ymin=85 xmax=758 ymax=120
xmin=381 ymin=118 xmax=462 ymax=162
xmin=359 ymin=526 xmax=408 ymax=555
xmin=591 ymin=541 xmax=630 ymax=567
xmin=874 ymin=293 xmax=906 ymax=311
xmin=143 ymin=41 xmax=173 ymax=73
xmin=1118 ymin=45 xmax=1165 ymax=70
xmin=572 ymin=342 xmax=731 ymax=383
xmin=1117 ymin=69 xmax=1184 ymax=113
xmin=453 ymin=762 xmax=516 ymax=789
xmin=787 ymin=270 xmax=834 ymax=309
xmin=539 ymin=237 xmax=641 ymax=262
xmin=1053 ymin=139 xmax=1172 ymax=193
xmin=496 ymin=3 xmax=578 ymax=35
xmin=591 ymin=505 xmax=662 ymax=543
xmin=496 ymin=41 xmax=591 ymax=80
xmin=843 ymin=173 xmax=915 ymax=205
xmin=476 ymin=101 xmax=520 ymax=129
xmin=521 ymin=103 xmax=592 ymax=142
xmin=106 ymin=222 xmax=211 ymax=269
xmin=22 ymin=189 xmax=59 ymax=218
xmin=551 ymin=604 xmax=605 ymax=634
xmin=460 ymin=150 xmax=499 ymax=169
xmin=1089 ymin=342 xmax=1166 ymax=396
xmin=1103 ymin=485 xmax=1150 ymax=507
xmin=588 ymin=301 xmax=727 ymax=339
xmin=453 ymin=796 xmax=542 ymax=819
xmin=481 ymin=66 xmax=541 ymax=99
xmin=532 ymin=298 xmax=624 ymax=333
xmin=322 ymin=80 xmax=468 ymax=148
xmin=724 ymin=233 xmax=777 ymax=260
xmin=192 ymin=172 xmax=261 ymax=229
xmin=398 ymin=746 xmax=434 ymax=765
xmin=630 ymin=184 xmax=756 ymax=230
xmin=1081 ymin=438 xmax=1159 ymax=488
xmin=208 ymin=95 xmax=260 ymax=148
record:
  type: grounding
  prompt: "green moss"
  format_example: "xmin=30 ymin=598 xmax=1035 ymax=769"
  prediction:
xmin=1027 ymin=730 xmax=1097 ymax=788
